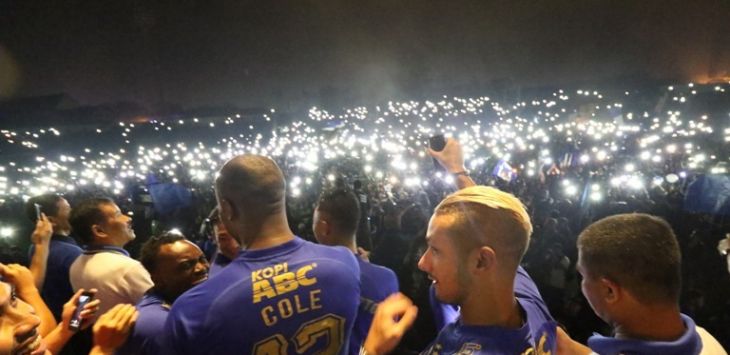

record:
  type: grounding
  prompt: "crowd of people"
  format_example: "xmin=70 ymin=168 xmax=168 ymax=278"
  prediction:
xmin=1 ymin=82 xmax=730 ymax=354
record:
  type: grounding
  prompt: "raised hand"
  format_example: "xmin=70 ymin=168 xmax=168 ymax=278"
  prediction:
xmin=363 ymin=293 xmax=418 ymax=355
xmin=91 ymin=304 xmax=138 ymax=355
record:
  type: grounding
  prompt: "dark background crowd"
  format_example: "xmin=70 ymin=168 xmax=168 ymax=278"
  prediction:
xmin=1 ymin=83 xmax=729 ymax=352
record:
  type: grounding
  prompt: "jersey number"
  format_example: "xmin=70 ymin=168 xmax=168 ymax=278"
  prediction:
xmin=253 ymin=314 xmax=345 ymax=355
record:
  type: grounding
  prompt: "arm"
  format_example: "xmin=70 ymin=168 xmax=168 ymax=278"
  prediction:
xmin=556 ymin=327 xmax=592 ymax=355
xmin=427 ymin=138 xmax=476 ymax=190
xmin=363 ymin=293 xmax=418 ymax=355
xmin=90 ymin=304 xmax=139 ymax=355
xmin=44 ymin=289 xmax=101 ymax=354
xmin=0 ymin=263 xmax=58 ymax=336
xmin=29 ymin=213 xmax=53 ymax=289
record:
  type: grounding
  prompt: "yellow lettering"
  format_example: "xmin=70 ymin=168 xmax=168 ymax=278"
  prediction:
xmin=310 ymin=289 xmax=322 ymax=310
xmin=273 ymin=263 xmax=285 ymax=275
xmin=294 ymin=294 xmax=310 ymax=313
xmin=273 ymin=272 xmax=299 ymax=295
xmin=278 ymin=298 xmax=294 ymax=319
xmin=261 ymin=267 xmax=274 ymax=279
xmin=251 ymin=269 xmax=263 ymax=282
xmin=261 ymin=306 xmax=277 ymax=326
xmin=252 ymin=280 xmax=277 ymax=304
xmin=296 ymin=265 xmax=317 ymax=286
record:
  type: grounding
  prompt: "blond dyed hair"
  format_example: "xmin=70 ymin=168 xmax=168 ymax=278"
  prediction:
xmin=435 ymin=186 xmax=532 ymax=269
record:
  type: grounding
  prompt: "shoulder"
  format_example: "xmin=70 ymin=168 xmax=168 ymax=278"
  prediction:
xmin=358 ymin=259 xmax=398 ymax=288
xmin=696 ymin=326 xmax=727 ymax=355
xmin=300 ymin=241 xmax=361 ymax=274
xmin=514 ymin=266 xmax=543 ymax=300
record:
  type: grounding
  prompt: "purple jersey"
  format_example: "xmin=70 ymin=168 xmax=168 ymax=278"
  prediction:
xmin=163 ymin=237 xmax=360 ymax=355
xmin=349 ymin=258 xmax=399 ymax=355
xmin=118 ymin=292 xmax=169 ymax=355
xmin=422 ymin=266 xmax=557 ymax=354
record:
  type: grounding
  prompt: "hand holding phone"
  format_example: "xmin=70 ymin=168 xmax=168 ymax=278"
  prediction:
xmin=34 ymin=203 xmax=42 ymax=221
xmin=69 ymin=291 xmax=95 ymax=331
xmin=429 ymin=134 xmax=447 ymax=170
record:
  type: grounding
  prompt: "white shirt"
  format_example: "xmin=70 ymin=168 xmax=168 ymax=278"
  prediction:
xmin=69 ymin=249 xmax=154 ymax=317
xmin=698 ymin=326 xmax=727 ymax=355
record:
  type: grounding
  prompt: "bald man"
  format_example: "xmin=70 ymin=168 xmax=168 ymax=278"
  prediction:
xmin=163 ymin=155 xmax=361 ymax=355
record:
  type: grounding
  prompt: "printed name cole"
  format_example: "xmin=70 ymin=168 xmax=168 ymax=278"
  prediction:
xmin=251 ymin=262 xmax=323 ymax=326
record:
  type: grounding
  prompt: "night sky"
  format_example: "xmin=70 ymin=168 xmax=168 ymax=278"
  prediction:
xmin=1 ymin=0 xmax=729 ymax=108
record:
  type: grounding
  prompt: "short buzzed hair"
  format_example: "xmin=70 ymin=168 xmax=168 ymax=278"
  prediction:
xmin=140 ymin=232 xmax=186 ymax=273
xmin=215 ymin=155 xmax=286 ymax=216
xmin=316 ymin=188 xmax=361 ymax=238
xmin=435 ymin=186 xmax=532 ymax=270
xmin=25 ymin=194 xmax=64 ymax=223
xmin=578 ymin=213 xmax=681 ymax=305
xmin=69 ymin=197 xmax=115 ymax=245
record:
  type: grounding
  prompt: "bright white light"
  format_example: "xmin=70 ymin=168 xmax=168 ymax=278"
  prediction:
xmin=589 ymin=192 xmax=602 ymax=201
xmin=666 ymin=174 xmax=679 ymax=183
xmin=327 ymin=174 xmax=335 ymax=182
xmin=565 ymin=185 xmax=578 ymax=196
xmin=0 ymin=227 xmax=13 ymax=238
xmin=624 ymin=163 xmax=635 ymax=172
xmin=666 ymin=145 xmax=677 ymax=153
xmin=168 ymin=228 xmax=182 ymax=235
xmin=627 ymin=176 xmax=643 ymax=190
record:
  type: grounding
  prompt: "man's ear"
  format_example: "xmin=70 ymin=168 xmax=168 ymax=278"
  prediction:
xmin=475 ymin=246 xmax=497 ymax=272
xmin=91 ymin=223 xmax=107 ymax=240
xmin=319 ymin=219 xmax=331 ymax=237
xmin=600 ymin=277 xmax=621 ymax=304
xmin=219 ymin=198 xmax=236 ymax=221
xmin=46 ymin=215 xmax=59 ymax=228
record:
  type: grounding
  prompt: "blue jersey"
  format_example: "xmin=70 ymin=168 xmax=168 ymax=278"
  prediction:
xmin=350 ymin=257 xmax=399 ymax=355
xmin=588 ymin=314 xmax=705 ymax=355
xmin=118 ymin=292 xmax=169 ymax=355
xmin=163 ymin=237 xmax=361 ymax=355
xmin=422 ymin=266 xmax=556 ymax=354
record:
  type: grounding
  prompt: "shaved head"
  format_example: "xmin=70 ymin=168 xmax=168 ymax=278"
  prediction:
xmin=215 ymin=155 xmax=286 ymax=216
xmin=214 ymin=155 xmax=295 ymax=249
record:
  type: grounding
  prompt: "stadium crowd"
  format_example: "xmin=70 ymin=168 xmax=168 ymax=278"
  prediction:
xmin=1 ymin=82 xmax=729 ymax=354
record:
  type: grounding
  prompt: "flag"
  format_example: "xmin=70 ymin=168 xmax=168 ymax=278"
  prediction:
xmin=493 ymin=160 xmax=515 ymax=182
xmin=684 ymin=175 xmax=730 ymax=215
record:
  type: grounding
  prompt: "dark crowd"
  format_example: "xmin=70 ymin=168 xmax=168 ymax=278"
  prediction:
xmin=1 ymin=83 xmax=729 ymax=354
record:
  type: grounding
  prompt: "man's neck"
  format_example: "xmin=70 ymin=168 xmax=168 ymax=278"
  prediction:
xmin=459 ymin=278 xmax=523 ymax=328
xmin=152 ymin=287 xmax=177 ymax=305
xmin=328 ymin=234 xmax=357 ymax=253
xmin=614 ymin=305 xmax=685 ymax=342
xmin=240 ymin=215 xmax=295 ymax=250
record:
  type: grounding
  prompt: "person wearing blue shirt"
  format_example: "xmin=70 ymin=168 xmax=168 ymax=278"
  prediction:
xmin=163 ymin=154 xmax=360 ymax=355
xmin=118 ymin=232 xmax=209 ymax=355
xmin=207 ymin=211 xmax=241 ymax=277
xmin=313 ymin=188 xmax=399 ymax=355
xmin=25 ymin=194 xmax=82 ymax=321
xmin=362 ymin=138 xmax=557 ymax=355
xmin=556 ymin=214 xmax=726 ymax=355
